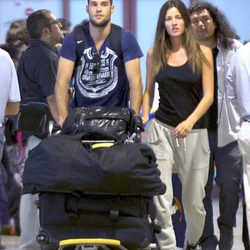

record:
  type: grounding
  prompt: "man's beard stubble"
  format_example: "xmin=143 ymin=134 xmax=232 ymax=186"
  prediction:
xmin=89 ymin=17 xmax=110 ymax=28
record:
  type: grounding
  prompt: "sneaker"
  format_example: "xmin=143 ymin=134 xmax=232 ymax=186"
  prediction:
xmin=183 ymin=240 xmax=202 ymax=250
xmin=200 ymin=235 xmax=218 ymax=250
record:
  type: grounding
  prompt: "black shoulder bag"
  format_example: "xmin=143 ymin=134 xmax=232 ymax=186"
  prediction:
xmin=17 ymin=97 xmax=54 ymax=139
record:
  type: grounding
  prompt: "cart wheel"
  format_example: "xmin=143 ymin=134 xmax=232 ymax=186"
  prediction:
xmin=37 ymin=231 xmax=49 ymax=245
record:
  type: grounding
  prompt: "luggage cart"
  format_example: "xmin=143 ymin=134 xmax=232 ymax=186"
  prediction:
xmin=58 ymin=238 xmax=158 ymax=250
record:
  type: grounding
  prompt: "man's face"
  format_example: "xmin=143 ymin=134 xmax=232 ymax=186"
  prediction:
xmin=87 ymin=0 xmax=114 ymax=27
xmin=46 ymin=14 xmax=64 ymax=45
xmin=190 ymin=9 xmax=216 ymax=43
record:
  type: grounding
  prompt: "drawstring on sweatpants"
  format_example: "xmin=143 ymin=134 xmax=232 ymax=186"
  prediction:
xmin=183 ymin=137 xmax=187 ymax=152
xmin=175 ymin=137 xmax=187 ymax=152
xmin=176 ymin=137 xmax=180 ymax=148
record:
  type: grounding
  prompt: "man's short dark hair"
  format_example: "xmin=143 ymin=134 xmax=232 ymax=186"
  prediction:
xmin=57 ymin=18 xmax=72 ymax=31
xmin=26 ymin=9 xmax=53 ymax=39
xmin=87 ymin=0 xmax=113 ymax=4
xmin=6 ymin=19 xmax=30 ymax=45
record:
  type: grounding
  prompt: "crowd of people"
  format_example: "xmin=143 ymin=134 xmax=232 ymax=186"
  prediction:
xmin=0 ymin=0 xmax=249 ymax=250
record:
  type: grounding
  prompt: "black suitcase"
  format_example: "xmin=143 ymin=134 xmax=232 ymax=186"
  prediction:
xmin=22 ymin=108 xmax=165 ymax=250
xmin=37 ymin=192 xmax=158 ymax=250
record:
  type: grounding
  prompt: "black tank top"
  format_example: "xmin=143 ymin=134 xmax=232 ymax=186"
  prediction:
xmin=155 ymin=62 xmax=208 ymax=129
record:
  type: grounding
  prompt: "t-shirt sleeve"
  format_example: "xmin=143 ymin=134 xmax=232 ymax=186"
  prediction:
xmin=8 ymin=55 xmax=21 ymax=102
xmin=59 ymin=32 xmax=77 ymax=62
xmin=121 ymin=30 xmax=143 ymax=63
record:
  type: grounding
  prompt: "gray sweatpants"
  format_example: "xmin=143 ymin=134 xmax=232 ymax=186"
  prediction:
xmin=20 ymin=135 xmax=41 ymax=250
xmin=148 ymin=119 xmax=210 ymax=250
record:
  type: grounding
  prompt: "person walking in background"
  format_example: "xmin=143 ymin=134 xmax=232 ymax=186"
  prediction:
xmin=1 ymin=19 xmax=30 ymax=69
xmin=17 ymin=9 xmax=63 ymax=250
xmin=55 ymin=0 xmax=143 ymax=127
xmin=142 ymin=0 xmax=214 ymax=249
xmin=189 ymin=2 xmax=242 ymax=249
xmin=227 ymin=41 xmax=250 ymax=250
xmin=0 ymin=47 xmax=20 ymax=249
xmin=0 ymin=19 xmax=29 ymax=236
xmin=57 ymin=17 xmax=72 ymax=37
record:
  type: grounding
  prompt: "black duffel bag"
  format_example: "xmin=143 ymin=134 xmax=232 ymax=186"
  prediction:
xmin=17 ymin=97 xmax=54 ymax=139
xmin=22 ymin=133 xmax=166 ymax=197
xmin=61 ymin=106 xmax=144 ymax=141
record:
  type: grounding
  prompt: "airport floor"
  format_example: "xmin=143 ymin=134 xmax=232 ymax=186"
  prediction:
xmin=1 ymin=198 xmax=245 ymax=250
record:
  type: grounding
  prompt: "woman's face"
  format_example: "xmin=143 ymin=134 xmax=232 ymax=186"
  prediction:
xmin=165 ymin=7 xmax=185 ymax=38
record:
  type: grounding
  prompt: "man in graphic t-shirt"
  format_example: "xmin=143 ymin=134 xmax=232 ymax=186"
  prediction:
xmin=55 ymin=0 xmax=143 ymax=127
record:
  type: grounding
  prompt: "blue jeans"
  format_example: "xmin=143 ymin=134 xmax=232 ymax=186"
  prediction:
xmin=201 ymin=131 xmax=242 ymax=241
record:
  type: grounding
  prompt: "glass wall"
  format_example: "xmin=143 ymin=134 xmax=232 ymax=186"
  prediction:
xmin=136 ymin=0 xmax=250 ymax=86
xmin=1 ymin=0 xmax=249 ymax=84
xmin=208 ymin=0 xmax=250 ymax=43
xmin=0 ymin=0 xmax=123 ymax=44
xmin=0 ymin=0 xmax=62 ymax=44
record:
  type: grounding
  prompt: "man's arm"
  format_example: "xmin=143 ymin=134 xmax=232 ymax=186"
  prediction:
xmin=5 ymin=102 xmax=19 ymax=116
xmin=125 ymin=58 xmax=143 ymax=115
xmin=55 ymin=57 xmax=75 ymax=127
xmin=46 ymin=94 xmax=58 ymax=122
xmin=227 ymin=45 xmax=250 ymax=121
xmin=235 ymin=48 xmax=250 ymax=120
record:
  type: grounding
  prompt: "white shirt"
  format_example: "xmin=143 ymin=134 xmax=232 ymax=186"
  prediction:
xmin=0 ymin=48 xmax=21 ymax=125
xmin=227 ymin=42 xmax=250 ymax=122
xmin=217 ymin=39 xmax=242 ymax=147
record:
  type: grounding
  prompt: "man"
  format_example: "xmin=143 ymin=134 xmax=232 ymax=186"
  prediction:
xmin=227 ymin=42 xmax=250 ymax=250
xmin=57 ymin=17 xmax=72 ymax=37
xmin=189 ymin=2 xmax=242 ymax=250
xmin=55 ymin=0 xmax=143 ymax=127
xmin=0 ymin=48 xmax=20 ymax=250
xmin=17 ymin=9 xmax=63 ymax=250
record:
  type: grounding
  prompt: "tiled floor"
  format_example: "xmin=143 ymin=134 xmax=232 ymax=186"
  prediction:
xmin=1 ymin=199 xmax=245 ymax=250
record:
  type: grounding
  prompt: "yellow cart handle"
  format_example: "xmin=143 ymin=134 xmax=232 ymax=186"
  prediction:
xmin=59 ymin=238 xmax=121 ymax=247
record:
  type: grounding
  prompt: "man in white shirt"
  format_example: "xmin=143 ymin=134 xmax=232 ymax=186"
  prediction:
xmin=227 ymin=42 xmax=250 ymax=249
xmin=0 ymin=47 xmax=20 ymax=249
xmin=189 ymin=2 xmax=242 ymax=249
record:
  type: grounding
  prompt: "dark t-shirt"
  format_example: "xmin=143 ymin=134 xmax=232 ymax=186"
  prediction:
xmin=207 ymin=47 xmax=219 ymax=132
xmin=60 ymin=26 xmax=143 ymax=108
xmin=155 ymin=62 xmax=208 ymax=129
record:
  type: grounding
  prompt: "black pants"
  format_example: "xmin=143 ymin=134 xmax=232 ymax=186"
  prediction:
xmin=201 ymin=131 xmax=242 ymax=241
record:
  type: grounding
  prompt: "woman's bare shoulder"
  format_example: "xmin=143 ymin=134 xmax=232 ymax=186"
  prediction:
xmin=199 ymin=44 xmax=212 ymax=55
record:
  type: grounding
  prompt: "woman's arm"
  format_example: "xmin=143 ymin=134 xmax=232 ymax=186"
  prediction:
xmin=142 ymin=48 xmax=156 ymax=125
xmin=174 ymin=45 xmax=214 ymax=138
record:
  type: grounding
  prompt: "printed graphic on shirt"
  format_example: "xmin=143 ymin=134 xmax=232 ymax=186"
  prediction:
xmin=75 ymin=47 xmax=118 ymax=98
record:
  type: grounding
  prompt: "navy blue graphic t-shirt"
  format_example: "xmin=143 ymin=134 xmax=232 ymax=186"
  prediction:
xmin=60 ymin=26 xmax=143 ymax=108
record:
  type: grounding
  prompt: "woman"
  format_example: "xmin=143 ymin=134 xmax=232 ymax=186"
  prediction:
xmin=142 ymin=0 xmax=214 ymax=249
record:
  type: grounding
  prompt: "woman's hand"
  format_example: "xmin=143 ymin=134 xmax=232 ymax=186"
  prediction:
xmin=174 ymin=119 xmax=194 ymax=138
